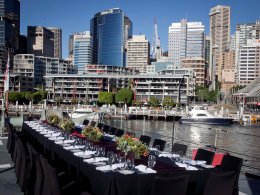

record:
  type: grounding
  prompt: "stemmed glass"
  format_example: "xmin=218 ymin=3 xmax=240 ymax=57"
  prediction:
xmin=119 ymin=156 xmax=126 ymax=170
xmin=99 ymin=147 xmax=106 ymax=157
xmin=127 ymin=159 xmax=135 ymax=170
xmin=148 ymin=155 xmax=156 ymax=169
xmin=107 ymin=151 xmax=115 ymax=167
xmin=154 ymin=145 xmax=160 ymax=156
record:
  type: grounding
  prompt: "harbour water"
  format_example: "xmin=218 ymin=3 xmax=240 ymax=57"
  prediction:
xmin=105 ymin=118 xmax=260 ymax=175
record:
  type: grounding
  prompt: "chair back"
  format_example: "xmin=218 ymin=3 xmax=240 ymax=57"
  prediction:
xmin=204 ymin=171 xmax=237 ymax=195
xmin=150 ymin=175 xmax=190 ymax=195
xmin=126 ymin=131 xmax=135 ymax=137
xmin=97 ymin=123 xmax=104 ymax=129
xmin=139 ymin=135 xmax=151 ymax=146
xmin=83 ymin=119 xmax=89 ymax=126
xmin=33 ymin=151 xmax=44 ymax=195
xmin=47 ymin=164 xmax=62 ymax=195
xmin=102 ymin=125 xmax=110 ymax=133
xmin=172 ymin=143 xmax=188 ymax=155
xmin=152 ymin=139 xmax=166 ymax=151
xmin=115 ymin=129 xmax=125 ymax=137
xmin=39 ymin=155 xmax=52 ymax=195
xmin=194 ymin=148 xmax=214 ymax=164
xmin=90 ymin=121 xmax=96 ymax=127
xmin=220 ymin=155 xmax=243 ymax=195
xmin=109 ymin=127 xmax=117 ymax=135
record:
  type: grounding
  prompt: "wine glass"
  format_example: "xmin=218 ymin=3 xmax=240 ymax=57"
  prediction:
xmin=107 ymin=152 xmax=114 ymax=167
xmin=176 ymin=151 xmax=184 ymax=163
xmin=119 ymin=156 xmax=126 ymax=170
xmin=127 ymin=159 xmax=135 ymax=170
xmin=154 ymin=145 xmax=160 ymax=156
xmin=99 ymin=147 xmax=106 ymax=157
xmin=148 ymin=155 xmax=156 ymax=169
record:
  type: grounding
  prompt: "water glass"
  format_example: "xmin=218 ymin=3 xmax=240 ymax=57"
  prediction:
xmin=114 ymin=154 xmax=120 ymax=163
xmin=119 ymin=156 xmax=126 ymax=170
xmin=99 ymin=147 xmax=106 ymax=157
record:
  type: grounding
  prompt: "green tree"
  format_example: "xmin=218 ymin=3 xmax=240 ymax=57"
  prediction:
xmin=33 ymin=91 xmax=44 ymax=103
xmin=98 ymin=92 xmax=114 ymax=105
xmin=115 ymin=88 xmax=133 ymax=105
xmin=8 ymin=92 xmax=20 ymax=103
xmin=149 ymin=97 xmax=159 ymax=107
xmin=25 ymin=92 xmax=34 ymax=102
xmin=162 ymin=96 xmax=175 ymax=108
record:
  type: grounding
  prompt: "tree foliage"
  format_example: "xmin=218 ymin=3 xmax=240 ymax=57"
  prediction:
xmin=98 ymin=92 xmax=114 ymax=105
xmin=162 ymin=96 xmax=175 ymax=107
xmin=149 ymin=97 xmax=159 ymax=107
xmin=8 ymin=90 xmax=47 ymax=104
xmin=115 ymin=88 xmax=133 ymax=105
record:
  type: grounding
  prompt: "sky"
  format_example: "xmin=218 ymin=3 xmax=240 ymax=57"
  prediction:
xmin=21 ymin=0 xmax=260 ymax=59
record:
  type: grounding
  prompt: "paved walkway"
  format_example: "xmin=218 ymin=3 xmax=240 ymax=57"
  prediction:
xmin=0 ymin=137 xmax=23 ymax=195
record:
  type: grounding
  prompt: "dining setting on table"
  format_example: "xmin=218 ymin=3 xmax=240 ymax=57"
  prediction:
xmin=15 ymin=116 xmax=242 ymax=195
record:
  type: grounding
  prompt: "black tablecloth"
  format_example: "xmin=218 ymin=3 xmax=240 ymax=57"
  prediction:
xmin=22 ymin=122 xmax=218 ymax=195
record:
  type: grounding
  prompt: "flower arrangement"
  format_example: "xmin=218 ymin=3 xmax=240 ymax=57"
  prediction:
xmin=82 ymin=126 xmax=103 ymax=142
xmin=47 ymin=114 xmax=61 ymax=126
xmin=116 ymin=135 xmax=149 ymax=157
xmin=59 ymin=118 xmax=75 ymax=132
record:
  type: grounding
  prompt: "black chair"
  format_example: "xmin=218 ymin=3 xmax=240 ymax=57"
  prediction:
xmin=40 ymin=155 xmax=52 ymax=195
xmin=102 ymin=125 xmax=110 ymax=133
xmin=172 ymin=143 xmax=188 ymax=156
xmin=97 ymin=123 xmax=104 ymax=129
xmin=33 ymin=152 xmax=44 ymax=195
xmin=219 ymin=155 xmax=243 ymax=195
xmin=150 ymin=175 xmax=190 ymax=195
xmin=204 ymin=171 xmax=237 ymax=195
xmin=152 ymin=138 xmax=166 ymax=151
xmin=139 ymin=135 xmax=151 ymax=146
xmin=90 ymin=121 xmax=96 ymax=127
xmin=83 ymin=119 xmax=89 ymax=126
xmin=109 ymin=127 xmax=117 ymax=135
xmin=194 ymin=148 xmax=214 ymax=165
xmin=115 ymin=129 xmax=125 ymax=137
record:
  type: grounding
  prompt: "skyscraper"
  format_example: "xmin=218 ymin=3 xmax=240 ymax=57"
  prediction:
xmin=209 ymin=5 xmax=231 ymax=86
xmin=47 ymin=27 xmax=62 ymax=59
xmin=126 ymin=35 xmax=150 ymax=73
xmin=90 ymin=8 xmax=132 ymax=67
xmin=73 ymin=31 xmax=92 ymax=74
xmin=168 ymin=19 xmax=205 ymax=67
xmin=0 ymin=0 xmax=20 ymax=72
xmin=27 ymin=26 xmax=54 ymax=58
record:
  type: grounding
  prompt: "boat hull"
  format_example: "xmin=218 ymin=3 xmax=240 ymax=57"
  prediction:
xmin=180 ymin=118 xmax=233 ymax=125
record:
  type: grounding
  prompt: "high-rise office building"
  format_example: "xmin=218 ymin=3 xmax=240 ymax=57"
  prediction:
xmin=68 ymin=34 xmax=75 ymax=60
xmin=209 ymin=5 xmax=231 ymax=85
xmin=73 ymin=31 xmax=92 ymax=74
xmin=126 ymin=35 xmax=150 ymax=73
xmin=0 ymin=0 xmax=20 ymax=72
xmin=90 ymin=8 xmax=132 ymax=67
xmin=27 ymin=26 xmax=54 ymax=58
xmin=235 ymin=20 xmax=260 ymax=73
xmin=236 ymin=40 xmax=260 ymax=86
xmin=168 ymin=19 xmax=205 ymax=67
xmin=47 ymin=27 xmax=62 ymax=59
xmin=205 ymin=36 xmax=211 ymax=64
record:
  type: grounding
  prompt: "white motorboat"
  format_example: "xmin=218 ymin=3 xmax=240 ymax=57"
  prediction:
xmin=70 ymin=107 xmax=94 ymax=119
xmin=180 ymin=106 xmax=233 ymax=125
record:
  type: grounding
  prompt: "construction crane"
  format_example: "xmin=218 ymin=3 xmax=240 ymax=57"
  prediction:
xmin=152 ymin=17 xmax=162 ymax=61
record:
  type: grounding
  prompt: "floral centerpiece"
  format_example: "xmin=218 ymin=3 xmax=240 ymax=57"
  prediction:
xmin=82 ymin=126 xmax=103 ymax=142
xmin=59 ymin=118 xmax=75 ymax=132
xmin=116 ymin=135 xmax=149 ymax=158
xmin=47 ymin=114 xmax=61 ymax=126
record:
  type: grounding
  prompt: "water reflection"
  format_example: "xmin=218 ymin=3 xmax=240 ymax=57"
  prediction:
xmin=105 ymin=119 xmax=260 ymax=174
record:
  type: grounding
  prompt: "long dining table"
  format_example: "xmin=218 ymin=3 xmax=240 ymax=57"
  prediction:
xmin=22 ymin=121 xmax=219 ymax=195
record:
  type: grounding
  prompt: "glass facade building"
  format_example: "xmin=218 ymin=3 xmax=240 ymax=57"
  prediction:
xmin=73 ymin=31 xmax=92 ymax=74
xmin=0 ymin=0 xmax=20 ymax=72
xmin=91 ymin=8 xmax=132 ymax=67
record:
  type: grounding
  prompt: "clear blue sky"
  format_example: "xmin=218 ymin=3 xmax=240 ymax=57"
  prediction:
xmin=21 ymin=0 xmax=260 ymax=59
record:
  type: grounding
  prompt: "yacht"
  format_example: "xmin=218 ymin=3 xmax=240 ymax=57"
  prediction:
xmin=70 ymin=107 xmax=94 ymax=119
xmin=180 ymin=106 xmax=233 ymax=125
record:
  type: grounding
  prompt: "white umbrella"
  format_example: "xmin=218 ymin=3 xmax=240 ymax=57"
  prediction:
xmin=15 ymin=101 xmax=18 ymax=111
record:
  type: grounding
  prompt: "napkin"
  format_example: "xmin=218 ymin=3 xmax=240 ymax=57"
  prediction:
xmin=63 ymin=140 xmax=75 ymax=144
xmin=158 ymin=153 xmax=180 ymax=158
xmin=175 ymin=162 xmax=198 ymax=170
xmin=84 ymin=157 xmax=108 ymax=164
xmin=74 ymin=151 xmax=95 ymax=156
xmin=96 ymin=163 xmax=124 ymax=172
xmin=63 ymin=145 xmax=85 ymax=150
xmin=200 ymin=164 xmax=214 ymax=169
xmin=135 ymin=165 xmax=156 ymax=174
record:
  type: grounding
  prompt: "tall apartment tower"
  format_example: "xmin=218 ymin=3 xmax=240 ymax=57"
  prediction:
xmin=126 ymin=35 xmax=150 ymax=73
xmin=235 ymin=21 xmax=260 ymax=70
xmin=68 ymin=34 xmax=75 ymax=60
xmin=168 ymin=19 xmax=205 ymax=67
xmin=73 ymin=31 xmax=92 ymax=74
xmin=209 ymin=5 xmax=231 ymax=86
xmin=27 ymin=26 xmax=54 ymax=58
xmin=205 ymin=36 xmax=211 ymax=64
xmin=0 ymin=0 xmax=20 ymax=72
xmin=237 ymin=40 xmax=260 ymax=86
xmin=90 ymin=8 xmax=132 ymax=67
xmin=47 ymin=27 xmax=62 ymax=59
